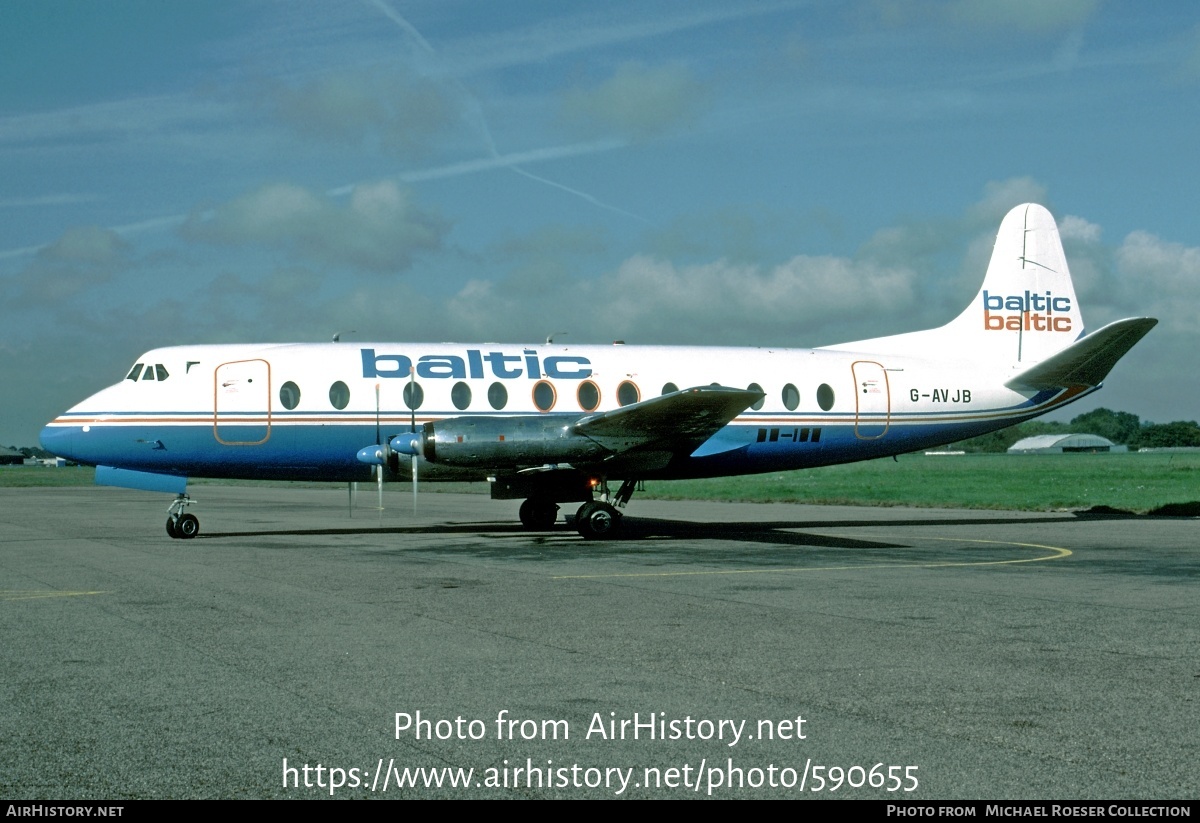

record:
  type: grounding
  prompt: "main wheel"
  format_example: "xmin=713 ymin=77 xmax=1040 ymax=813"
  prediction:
xmin=519 ymin=498 xmax=559 ymax=530
xmin=166 ymin=517 xmax=178 ymax=539
xmin=176 ymin=513 xmax=200 ymax=539
xmin=575 ymin=501 xmax=621 ymax=540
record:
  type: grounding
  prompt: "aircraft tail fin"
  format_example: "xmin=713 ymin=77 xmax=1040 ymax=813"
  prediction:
xmin=944 ymin=202 xmax=1082 ymax=364
xmin=841 ymin=203 xmax=1100 ymax=366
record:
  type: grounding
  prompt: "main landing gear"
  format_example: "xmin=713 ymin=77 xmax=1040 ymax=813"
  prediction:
xmin=165 ymin=494 xmax=199 ymax=540
xmin=518 ymin=498 xmax=560 ymax=530
xmin=514 ymin=478 xmax=638 ymax=540
xmin=575 ymin=479 xmax=638 ymax=539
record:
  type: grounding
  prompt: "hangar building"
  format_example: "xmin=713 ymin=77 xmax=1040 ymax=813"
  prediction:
xmin=1007 ymin=434 xmax=1125 ymax=454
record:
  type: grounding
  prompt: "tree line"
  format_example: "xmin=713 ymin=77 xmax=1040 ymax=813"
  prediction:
xmin=950 ymin=408 xmax=1200 ymax=452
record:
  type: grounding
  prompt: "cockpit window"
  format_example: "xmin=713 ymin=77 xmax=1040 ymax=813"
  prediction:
xmin=127 ymin=362 xmax=169 ymax=382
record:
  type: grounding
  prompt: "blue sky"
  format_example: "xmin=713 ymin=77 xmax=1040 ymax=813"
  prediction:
xmin=3 ymin=1 xmax=1199 ymax=445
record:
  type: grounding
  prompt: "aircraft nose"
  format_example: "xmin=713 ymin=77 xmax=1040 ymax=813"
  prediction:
xmin=39 ymin=422 xmax=78 ymax=462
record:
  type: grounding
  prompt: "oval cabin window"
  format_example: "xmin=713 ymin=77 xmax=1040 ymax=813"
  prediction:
xmin=451 ymin=381 xmax=472 ymax=411
xmin=329 ymin=381 xmax=350 ymax=410
xmin=617 ymin=381 xmax=640 ymax=407
xmin=577 ymin=380 xmax=600 ymax=412
xmin=533 ymin=381 xmax=556 ymax=412
xmin=279 ymin=381 xmax=301 ymax=410
xmin=782 ymin=383 xmax=799 ymax=411
xmin=488 ymin=382 xmax=508 ymax=410
xmin=817 ymin=383 xmax=835 ymax=411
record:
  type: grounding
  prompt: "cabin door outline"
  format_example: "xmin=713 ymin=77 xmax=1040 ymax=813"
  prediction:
xmin=852 ymin=360 xmax=890 ymax=440
xmin=214 ymin=359 xmax=272 ymax=445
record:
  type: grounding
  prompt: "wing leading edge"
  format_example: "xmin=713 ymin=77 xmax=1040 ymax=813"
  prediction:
xmin=573 ymin=385 xmax=765 ymax=466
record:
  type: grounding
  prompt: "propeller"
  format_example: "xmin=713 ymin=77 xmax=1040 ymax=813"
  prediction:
xmin=376 ymin=383 xmax=384 ymax=523
xmin=353 ymin=383 xmax=389 ymax=525
xmin=361 ymin=370 xmax=424 ymax=519
xmin=408 ymin=367 xmax=418 ymax=515
xmin=391 ymin=368 xmax=423 ymax=516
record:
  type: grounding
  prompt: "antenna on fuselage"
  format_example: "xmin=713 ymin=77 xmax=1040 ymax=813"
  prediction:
xmin=332 ymin=330 xmax=357 ymax=342
xmin=545 ymin=331 xmax=567 ymax=344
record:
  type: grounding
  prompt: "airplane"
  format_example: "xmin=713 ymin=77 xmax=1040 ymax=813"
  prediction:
xmin=40 ymin=203 xmax=1156 ymax=540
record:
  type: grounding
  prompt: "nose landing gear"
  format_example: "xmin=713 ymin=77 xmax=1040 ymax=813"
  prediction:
xmin=166 ymin=494 xmax=199 ymax=540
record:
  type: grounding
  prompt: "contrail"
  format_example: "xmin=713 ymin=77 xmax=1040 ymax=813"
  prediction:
xmin=365 ymin=0 xmax=435 ymax=55
xmin=0 ymin=4 xmax=652 ymax=262
xmin=365 ymin=0 xmax=651 ymax=224
xmin=0 ymin=141 xmax=631 ymax=260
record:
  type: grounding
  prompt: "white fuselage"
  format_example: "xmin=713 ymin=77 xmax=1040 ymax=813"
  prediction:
xmin=40 ymin=340 xmax=1083 ymax=483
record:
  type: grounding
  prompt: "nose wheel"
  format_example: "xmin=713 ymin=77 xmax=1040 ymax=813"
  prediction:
xmin=166 ymin=495 xmax=199 ymax=540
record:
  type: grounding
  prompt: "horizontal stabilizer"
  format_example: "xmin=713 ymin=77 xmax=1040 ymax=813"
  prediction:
xmin=1005 ymin=317 xmax=1157 ymax=391
xmin=574 ymin=385 xmax=763 ymax=454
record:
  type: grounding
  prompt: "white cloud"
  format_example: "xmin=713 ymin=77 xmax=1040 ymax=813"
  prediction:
xmin=1115 ymin=230 xmax=1200 ymax=326
xmin=1058 ymin=214 xmax=1101 ymax=242
xmin=966 ymin=177 xmax=1049 ymax=225
xmin=946 ymin=0 xmax=1100 ymax=33
xmin=440 ymin=252 xmax=917 ymax=348
xmin=562 ymin=62 xmax=708 ymax=141
xmin=7 ymin=225 xmax=131 ymax=305
xmin=182 ymin=180 xmax=449 ymax=272
xmin=269 ymin=68 xmax=456 ymax=158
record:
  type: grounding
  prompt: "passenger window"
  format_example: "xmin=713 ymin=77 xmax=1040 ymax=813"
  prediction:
xmin=817 ymin=383 xmax=835 ymax=411
xmin=488 ymin=382 xmax=508 ymax=410
xmin=577 ymin=380 xmax=600 ymax=412
xmin=533 ymin=381 xmax=556 ymax=412
xmin=782 ymin=383 xmax=799 ymax=411
xmin=329 ymin=381 xmax=350 ymax=410
xmin=451 ymin=381 xmax=472 ymax=411
xmin=279 ymin=381 xmax=301 ymax=410
xmin=747 ymin=382 xmax=765 ymax=411
xmin=661 ymin=382 xmax=678 ymax=395
xmin=617 ymin=381 xmax=640 ymax=407
xmin=403 ymin=382 xmax=424 ymax=410
xmin=126 ymin=364 xmax=144 ymax=381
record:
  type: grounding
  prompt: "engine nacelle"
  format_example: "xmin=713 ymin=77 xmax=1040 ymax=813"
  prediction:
xmin=399 ymin=415 xmax=608 ymax=468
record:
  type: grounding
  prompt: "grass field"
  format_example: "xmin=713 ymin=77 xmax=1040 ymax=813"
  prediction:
xmin=640 ymin=453 xmax=1200 ymax=514
xmin=5 ymin=453 xmax=1198 ymax=513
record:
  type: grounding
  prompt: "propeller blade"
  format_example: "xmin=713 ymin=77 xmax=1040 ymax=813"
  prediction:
xmin=409 ymin=366 xmax=419 ymax=516
xmin=408 ymin=367 xmax=416 ymax=433
xmin=376 ymin=464 xmax=383 ymax=525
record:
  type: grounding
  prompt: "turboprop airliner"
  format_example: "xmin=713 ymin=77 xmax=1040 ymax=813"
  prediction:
xmin=40 ymin=204 xmax=1156 ymax=540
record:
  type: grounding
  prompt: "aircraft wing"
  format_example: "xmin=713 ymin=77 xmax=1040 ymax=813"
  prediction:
xmin=1005 ymin=317 xmax=1158 ymax=391
xmin=572 ymin=385 xmax=764 ymax=460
